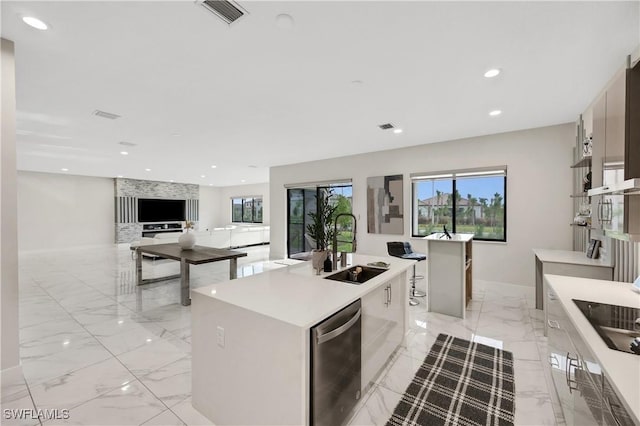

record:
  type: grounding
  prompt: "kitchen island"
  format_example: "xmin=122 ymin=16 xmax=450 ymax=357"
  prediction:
xmin=544 ymin=274 xmax=640 ymax=425
xmin=424 ymin=233 xmax=473 ymax=319
xmin=191 ymin=254 xmax=415 ymax=426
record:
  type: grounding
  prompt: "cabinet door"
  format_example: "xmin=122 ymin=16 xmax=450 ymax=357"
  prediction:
xmin=386 ymin=275 xmax=405 ymax=352
xmin=565 ymin=317 xmax=604 ymax=425
xmin=605 ymin=70 xmax=626 ymax=170
xmin=573 ymin=365 xmax=603 ymax=426
xmin=603 ymin=375 xmax=636 ymax=426
xmin=592 ymin=93 xmax=607 ymax=190
xmin=546 ymin=287 xmax=575 ymax=425
xmin=361 ymin=283 xmax=394 ymax=388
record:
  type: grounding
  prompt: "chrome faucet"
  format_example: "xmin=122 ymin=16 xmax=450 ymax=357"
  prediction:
xmin=333 ymin=213 xmax=357 ymax=271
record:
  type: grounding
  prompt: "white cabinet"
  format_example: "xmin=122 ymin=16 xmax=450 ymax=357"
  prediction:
xmin=426 ymin=234 xmax=473 ymax=319
xmin=361 ymin=274 xmax=405 ymax=388
xmin=545 ymin=282 xmax=631 ymax=426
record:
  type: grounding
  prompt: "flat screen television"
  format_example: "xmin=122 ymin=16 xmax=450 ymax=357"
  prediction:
xmin=137 ymin=198 xmax=186 ymax=222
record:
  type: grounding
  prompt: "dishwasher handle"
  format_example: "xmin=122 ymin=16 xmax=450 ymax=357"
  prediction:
xmin=317 ymin=308 xmax=362 ymax=345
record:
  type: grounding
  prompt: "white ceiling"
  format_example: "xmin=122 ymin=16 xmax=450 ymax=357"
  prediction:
xmin=2 ymin=1 xmax=639 ymax=187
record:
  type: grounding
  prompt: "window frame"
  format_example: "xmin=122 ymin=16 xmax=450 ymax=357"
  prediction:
xmin=231 ymin=196 xmax=263 ymax=224
xmin=411 ymin=168 xmax=507 ymax=242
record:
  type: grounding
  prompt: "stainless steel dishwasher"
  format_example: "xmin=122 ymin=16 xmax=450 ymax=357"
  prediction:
xmin=310 ymin=299 xmax=362 ymax=426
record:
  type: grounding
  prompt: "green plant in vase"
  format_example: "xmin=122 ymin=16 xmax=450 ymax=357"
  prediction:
xmin=307 ymin=190 xmax=337 ymax=271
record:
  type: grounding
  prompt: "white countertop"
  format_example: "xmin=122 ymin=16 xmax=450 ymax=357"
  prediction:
xmin=192 ymin=254 xmax=415 ymax=329
xmin=544 ymin=274 xmax=640 ymax=423
xmin=533 ymin=248 xmax=613 ymax=268
xmin=423 ymin=233 xmax=473 ymax=242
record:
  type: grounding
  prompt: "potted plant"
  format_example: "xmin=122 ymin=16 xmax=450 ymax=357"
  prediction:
xmin=307 ymin=190 xmax=337 ymax=272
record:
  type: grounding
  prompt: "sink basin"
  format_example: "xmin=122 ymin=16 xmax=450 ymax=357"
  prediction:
xmin=573 ymin=299 xmax=640 ymax=355
xmin=324 ymin=265 xmax=387 ymax=285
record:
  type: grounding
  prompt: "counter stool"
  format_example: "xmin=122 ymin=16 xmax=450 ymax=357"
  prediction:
xmin=387 ymin=242 xmax=427 ymax=306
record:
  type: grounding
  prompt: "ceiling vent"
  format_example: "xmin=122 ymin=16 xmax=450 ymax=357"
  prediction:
xmin=197 ymin=0 xmax=247 ymax=25
xmin=378 ymin=123 xmax=395 ymax=130
xmin=93 ymin=110 xmax=121 ymax=120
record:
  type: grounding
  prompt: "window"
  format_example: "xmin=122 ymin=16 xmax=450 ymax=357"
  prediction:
xmin=412 ymin=168 xmax=506 ymax=241
xmin=231 ymin=197 xmax=263 ymax=223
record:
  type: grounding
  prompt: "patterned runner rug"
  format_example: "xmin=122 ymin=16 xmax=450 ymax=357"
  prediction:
xmin=387 ymin=333 xmax=515 ymax=426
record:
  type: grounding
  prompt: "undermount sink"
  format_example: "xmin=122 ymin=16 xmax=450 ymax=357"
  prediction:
xmin=573 ymin=299 xmax=640 ymax=355
xmin=324 ymin=265 xmax=387 ymax=285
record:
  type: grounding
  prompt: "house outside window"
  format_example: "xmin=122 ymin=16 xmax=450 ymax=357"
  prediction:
xmin=232 ymin=197 xmax=263 ymax=223
xmin=412 ymin=168 xmax=506 ymax=241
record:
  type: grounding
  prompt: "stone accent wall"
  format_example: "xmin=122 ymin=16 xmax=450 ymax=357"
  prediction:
xmin=116 ymin=178 xmax=199 ymax=199
xmin=114 ymin=178 xmax=199 ymax=243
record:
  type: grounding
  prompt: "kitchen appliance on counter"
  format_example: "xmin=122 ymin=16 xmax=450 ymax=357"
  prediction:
xmin=572 ymin=299 xmax=640 ymax=355
xmin=310 ymin=299 xmax=362 ymax=426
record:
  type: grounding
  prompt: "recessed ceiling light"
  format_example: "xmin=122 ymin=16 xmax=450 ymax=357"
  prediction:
xmin=489 ymin=110 xmax=502 ymax=116
xmin=200 ymin=175 xmax=206 ymax=178
xmin=393 ymin=129 xmax=403 ymax=134
xmin=169 ymin=180 xmax=174 ymax=183
xmin=241 ymin=179 xmax=246 ymax=183
xmin=209 ymin=183 xmax=214 ymax=186
xmin=211 ymin=165 xmax=217 ymax=169
xmin=61 ymin=168 xmax=69 ymax=172
xmin=117 ymin=175 xmax=123 ymax=178
xmin=145 ymin=168 xmax=151 ymax=172
xmin=120 ymin=151 xmax=128 ymax=155
xmin=484 ymin=68 xmax=501 ymax=78
xmin=22 ymin=16 xmax=48 ymax=30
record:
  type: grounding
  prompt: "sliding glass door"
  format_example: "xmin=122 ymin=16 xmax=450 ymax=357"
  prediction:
xmin=286 ymin=184 xmax=353 ymax=259
xmin=287 ymin=188 xmax=317 ymax=258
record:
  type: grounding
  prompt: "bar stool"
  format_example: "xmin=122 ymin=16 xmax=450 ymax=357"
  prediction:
xmin=387 ymin=242 xmax=427 ymax=306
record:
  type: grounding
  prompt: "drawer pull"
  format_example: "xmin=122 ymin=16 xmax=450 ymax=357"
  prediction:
xmin=547 ymin=319 xmax=560 ymax=329
xmin=565 ymin=353 xmax=580 ymax=393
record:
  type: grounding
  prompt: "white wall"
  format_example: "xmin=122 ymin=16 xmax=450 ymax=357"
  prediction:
xmin=271 ymin=123 xmax=575 ymax=287
xmin=198 ymin=185 xmax=221 ymax=231
xmin=213 ymin=183 xmax=270 ymax=227
xmin=17 ymin=171 xmax=115 ymax=251
xmin=2 ymin=38 xmax=19 ymax=370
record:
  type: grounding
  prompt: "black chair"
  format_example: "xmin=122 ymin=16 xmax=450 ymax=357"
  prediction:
xmin=386 ymin=242 xmax=427 ymax=306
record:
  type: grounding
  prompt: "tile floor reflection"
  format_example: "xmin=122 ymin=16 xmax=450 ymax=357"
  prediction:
xmin=2 ymin=244 xmax=560 ymax=425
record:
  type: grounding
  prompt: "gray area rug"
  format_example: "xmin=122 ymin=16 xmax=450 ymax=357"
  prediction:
xmin=387 ymin=333 xmax=515 ymax=426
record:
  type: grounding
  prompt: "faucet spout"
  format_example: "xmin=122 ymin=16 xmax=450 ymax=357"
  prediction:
xmin=333 ymin=213 xmax=357 ymax=271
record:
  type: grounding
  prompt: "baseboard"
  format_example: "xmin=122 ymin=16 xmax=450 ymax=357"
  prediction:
xmin=1 ymin=364 xmax=25 ymax=395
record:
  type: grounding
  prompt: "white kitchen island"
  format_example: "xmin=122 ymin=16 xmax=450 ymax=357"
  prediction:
xmin=425 ymin=233 xmax=473 ymax=319
xmin=191 ymin=254 xmax=415 ymax=426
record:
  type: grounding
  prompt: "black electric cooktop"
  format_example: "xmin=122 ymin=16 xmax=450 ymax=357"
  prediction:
xmin=572 ymin=299 xmax=640 ymax=355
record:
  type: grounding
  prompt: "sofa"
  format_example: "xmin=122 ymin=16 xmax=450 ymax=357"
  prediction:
xmin=130 ymin=225 xmax=270 ymax=252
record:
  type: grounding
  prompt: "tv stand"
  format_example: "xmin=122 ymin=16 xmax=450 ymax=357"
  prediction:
xmin=142 ymin=223 xmax=183 ymax=237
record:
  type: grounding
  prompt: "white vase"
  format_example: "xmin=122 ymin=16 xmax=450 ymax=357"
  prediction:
xmin=178 ymin=229 xmax=196 ymax=250
xmin=311 ymin=249 xmax=328 ymax=272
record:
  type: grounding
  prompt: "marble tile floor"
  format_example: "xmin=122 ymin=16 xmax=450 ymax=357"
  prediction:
xmin=2 ymin=244 xmax=559 ymax=425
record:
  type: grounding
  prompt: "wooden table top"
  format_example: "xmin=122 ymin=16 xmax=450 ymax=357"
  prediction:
xmin=136 ymin=243 xmax=247 ymax=265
